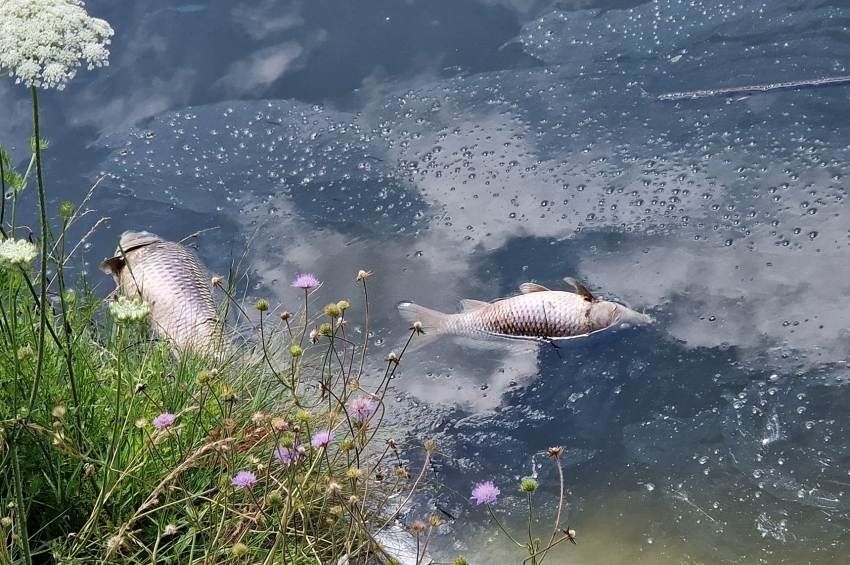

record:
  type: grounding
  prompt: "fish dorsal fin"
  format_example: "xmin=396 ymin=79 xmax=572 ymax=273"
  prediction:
xmin=519 ymin=282 xmax=551 ymax=294
xmin=100 ymin=256 xmax=125 ymax=276
xmin=460 ymin=299 xmax=489 ymax=312
xmin=564 ymin=277 xmax=596 ymax=302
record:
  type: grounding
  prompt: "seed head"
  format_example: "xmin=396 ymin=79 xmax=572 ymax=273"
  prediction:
xmin=326 ymin=481 xmax=342 ymax=496
xmin=279 ymin=310 xmax=291 ymax=321
xmin=348 ymin=495 xmax=360 ymax=506
xmin=309 ymin=328 xmax=319 ymax=343
xmin=296 ymin=410 xmax=311 ymax=422
xmin=251 ymin=411 xmax=268 ymax=425
xmin=323 ymin=303 xmax=341 ymax=318
xmin=319 ymin=322 xmax=333 ymax=336
xmin=411 ymin=321 xmax=425 ymax=334
xmin=231 ymin=543 xmax=249 ymax=557
xmin=394 ymin=466 xmax=410 ymax=480
xmin=163 ymin=524 xmax=179 ymax=536
xmin=329 ymin=505 xmax=344 ymax=516
xmin=386 ymin=351 xmax=399 ymax=363
xmin=547 ymin=446 xmax=564 ymax=459
xmin=211 ymin=275 xmax=223 ymax=287
xmin=196 ymin=369 xmax=214 ymax=385
xmin=51 ymin=405 xmax=66 ymax=419
xmin=266 ymin=490 xmax=283 ymax=507
xmin=255 ymin=299 xmax=269 ymax=312
xmin=356 ymin=269 xmax=373 ymax=282
xmin=289 ymin=344 xmax=303 ymax=357
xmin=271 ymin=417 xmax=288 ymax=431
xmin=336 ymin=299 xmax=350 ymax=311
xmin=345 ymin=467 xmax=363 ymax=480
xmin=520 ymin=477 xmax=539 ymax=493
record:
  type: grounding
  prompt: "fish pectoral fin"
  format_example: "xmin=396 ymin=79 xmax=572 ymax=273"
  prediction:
xmin=564 ymin=277 xmax=596 ymax=302
xmin=100 ymin=256 xmax=125 ymax=276
xmin=459 ymin=298 xmax=489 ymax=311
xmin=519 ymin=282 xmax=551 ymax=294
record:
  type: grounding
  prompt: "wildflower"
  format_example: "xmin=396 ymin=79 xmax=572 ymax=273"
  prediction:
xmin=274 ymin=445 xmax=301 ymax=466
xmin=394 ymin=466 xmax=410 ymax=479
xmin=411 ymin=520 xmax=427 ymax=534
xmin=470 ymin=481 xmax=500 ymax=505
xmin=318 ymin=322 xmax=333 ymax=336
xmin=251 ymin=411 xmax=268 ymax=426
xmin=289 ymin=344 xmax=303 ymax=357
xmin=345 ymin=467 xmax=363 ymax=480
xmin=108 ymin=296 xmax=150 ymax=323
xmin=0 ymin=0 xmax=113 ymax=90
xmin=231 ymin=470 xmax=257 ymax=489
xmin=326 ymin=481 xmax=342 ymax=496
xmin=58 ymin=200 xmax=74 ymax=221
xmin=356 ymin=269 xmax=373 ymax=282
xmin=219 ymin=384 xmax=236 ymax=402
xmin=16 ymin=345 xmax=33 ymax=362
xmin=255 ymin=298 xmax=268 ymax=312
xmin=348 ymin=494 xmax=360 ymax=506
xmin=336 ymin=299 xmax=350 ymax=311
xmin=411 ymin=321 xmax=425 ymax=334
xmin=424 ymin=439 xmax=438 ymax=453
xmin=340 ymin=437 xmax=355 ymax=452
xmin=266 ymin=490 xmax=283 ymax=507
xmin=152 ymin=412 xmax=175 ymax=430
xmin=309 ymin=328 xmax=319 ymax=343
xmin=311 ymin=429 xmax=332 ymax=448
xmin=106 ymin=534 xmax=125 ymax=553
xmin=231 ymin=542 xmax=249 ymax=557
xmin=271 ymin=417 xmax=288 ymax=431
xmin=291 ymin=273 xmax=320 ymax=290
xmin=323 ymin=303 xmax=341 ymax=318
xmin=429 ymin=514 xmax=442 ymax=527
xmin=134 ymin=418 xmax=147 ymax=429
xmin=196 ymin=369 xmax=214 ymax=385
xmin=163 ymin=524 xmax=179 ymax=536
xmin=547 ymin=446 xmax=564 ymax=458
xmin=520 ymin=477 xmax=539 ymax=493
xmin=348 ymin=396 xmax=377 ymax=424
xmin=0 ymin=517 xmax=11 ymax=528
xmin=0 ymin=238 xmax=37 ymax=268
xmin=296 ymin=410 xmax=311 ymax=422
xmin=386 ymin=351 xmax=399 ymax=364
xmin=211 ymin=275 xmax=223 ymax=287
xmin=279 ymin=310 xmax=291 ymax=322
xmin=51 ymin=405 xmax=66 ymax=419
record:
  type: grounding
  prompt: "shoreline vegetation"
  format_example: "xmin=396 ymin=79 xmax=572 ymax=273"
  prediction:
xmin=0 ymin=2 xmax=574 ymax=563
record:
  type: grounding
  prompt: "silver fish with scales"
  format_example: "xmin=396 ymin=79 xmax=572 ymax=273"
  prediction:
xmin=101 ymin=231 xmax=222 ymax=352
xmin=398 ymin=278 xmax=651 ymax=344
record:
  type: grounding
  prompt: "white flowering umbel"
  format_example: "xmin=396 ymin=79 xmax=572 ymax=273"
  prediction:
xmin=109 ymin=296 xmax=151 ymax=324
xmin=0 ymin=0 xmax=114 ymax=90
xmin=0 ymin=238 xmax=38 ymax=268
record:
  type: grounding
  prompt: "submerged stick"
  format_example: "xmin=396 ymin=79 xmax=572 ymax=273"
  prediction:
xmin=657 ymin=75 xmax=850 ymax=101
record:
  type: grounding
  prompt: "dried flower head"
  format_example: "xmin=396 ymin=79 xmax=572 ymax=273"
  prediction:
xmin=326 ymin=481 xmax=342 ymax=496
xmin=291 ymin=273 xmax=320 ymax=290
xmin=108 ymin=296 xmax=150 ymax=323
xmin=547 ymin=446 xmax=564 ymax=459
xmin=411 ymin=520 xmax=427 ymax=534
xmin=429 ymin=514 xmax=442 ymax=527
xmin=356 ymin=269 xmax=373 ymax=282
xmin=386 ymin=351 xmax=399 ymax=364
xmin=336 ymin=299 xmax=350 ymax=311
xmin=279 ymin=310 xmax=291 ymax=322
xmin=230 ymin=470 xmax=257 ymax=489
xmin=163 ymin=524 xmax=179 ymax=536
xmin=255 ymin=298 xmax=269 ymax=312
xmin=471 ymin=481 xmax=500 ymax=505
xmin=231 ymin=542 xmax=249 ymax=557
xmin=152 ymin=412 xmax=175 ymax=430
xmin=106 ymin=534 xmax=125 ymax=554
xmin=51 ymin=405 xmax=66 ymax=419
xmin=345 ymin=467 xmax=363 ymax=480
xmin=348 ymin=396 xmax=378 ymax=424
xmin=424 ymin=439 xmax=438 ymax=454
xmin=16 ymin=345 xmax=33 ymax=361
xmin=309 ymin=328 xmax=320 ymax=343
xmin=0 ymin=238 xmax=37 ymax=268
xmin=0 ymin=0 xmax=114 ymax=90
xmin=271 ymin=417 xmax=288 ymax=431
xmin=311 ymin=429 xmax=332 ymax=449
xmin=0 ymin=516 xmax=11 ymax=528
xmin=211 ymin=275 xmax=223 ymax=287
xmin=58 ymin=200 xmax=74 ymax=220
xmin=411 ymin=320 xmax=425 ymax=334
xmin=266 ymin=490 xmax=283 ymax=507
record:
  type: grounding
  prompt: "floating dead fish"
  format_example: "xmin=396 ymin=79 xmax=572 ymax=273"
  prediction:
xmin=101 ymin=231 xmax=222 ymax=352
xmin=398 ymin=277 xmax=651 ymax=346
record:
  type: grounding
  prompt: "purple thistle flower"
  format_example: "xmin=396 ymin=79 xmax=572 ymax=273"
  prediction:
xmin=311 ymin=429 xmax=332 ymax=449
xmin=291 ymin=273 xmax=321 ymax=290
xmin=274 ymin=445 xmax=302 ymax=466
xmin=231 ymin=470 xmax=257 ymax=489
xmin=152 ymin=412 xmax=175 ymax=430
xmin=471 ymin=481 xmax=500 ymax=505
xmin=348 ymin=396 xmax=378 ymax=424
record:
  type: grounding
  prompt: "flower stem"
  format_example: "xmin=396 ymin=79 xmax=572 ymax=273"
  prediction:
xmin=25 ymin=86 xmax=50 ymax=416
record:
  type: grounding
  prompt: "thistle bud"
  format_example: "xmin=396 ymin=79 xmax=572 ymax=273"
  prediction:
xmin=520 ymin=477 xmax=539 ymax=493
xmin=255 ymin=299 xmax=269 ymax=312
xmin=323 ymin=303 xmax=341 ymax=318
xmin=266 ymin=490 xmax=283 ymax=507
xmin=326 ymin=482 xmax=342 ymax=496
xmin=289 ymin=344 xmax=303 ymax=357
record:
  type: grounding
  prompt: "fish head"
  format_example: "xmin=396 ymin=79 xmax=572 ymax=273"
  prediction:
xmin=100 ymin=231 xmax=163 ymax=278
xmin=592 ymin=300 xmax=653 ymax=329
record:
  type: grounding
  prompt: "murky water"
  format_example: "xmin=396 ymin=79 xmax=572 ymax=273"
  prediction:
xmin=3 ymin=1 xmax=850 ymax=562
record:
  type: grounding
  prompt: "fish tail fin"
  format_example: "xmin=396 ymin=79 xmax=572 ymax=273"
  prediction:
xmin=397 ymin=301 xmax=450 ymax=350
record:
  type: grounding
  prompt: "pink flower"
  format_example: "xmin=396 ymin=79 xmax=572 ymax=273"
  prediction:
xmin=471 ymin=481 xmax=500 ymax=505
xmin=311 ymin=429 xmax=332 ymax=448
xmin=292 ymin=273 xmax=321 ymax=290
xmin=274 ymin=445 xmax=302 ymax=465
xmin=231 ymin=470 xmax=257 ymax=489
xmin=348 ymin=396 xmax=378 ymax=424
xmin=152 ymin=412 xmax=175 ymax=430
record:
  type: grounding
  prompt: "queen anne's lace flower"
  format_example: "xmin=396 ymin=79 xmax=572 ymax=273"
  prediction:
xmin=0 ymin=238 xmax=38 ymax=268
xmin=0 ymin=0 xmax=114 ymax=90
xmin=108 ymin=296 xmax=151 ymax=324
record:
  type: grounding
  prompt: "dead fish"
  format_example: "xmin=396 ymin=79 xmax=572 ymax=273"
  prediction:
xmin=398 ymin=278 xmax=651 ymax=345
xmin=101 ymin=231 xmax=222 ymax=352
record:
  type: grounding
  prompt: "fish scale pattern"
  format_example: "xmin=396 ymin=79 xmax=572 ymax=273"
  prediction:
xmin=116 ymin=238 xmax=220 ymax=351
xmin=451 ymin=291 xmax=603 ymax=338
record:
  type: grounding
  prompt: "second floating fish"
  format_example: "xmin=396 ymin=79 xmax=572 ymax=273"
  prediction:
xmin=398 ymin=278 xmax=651 ymax=345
